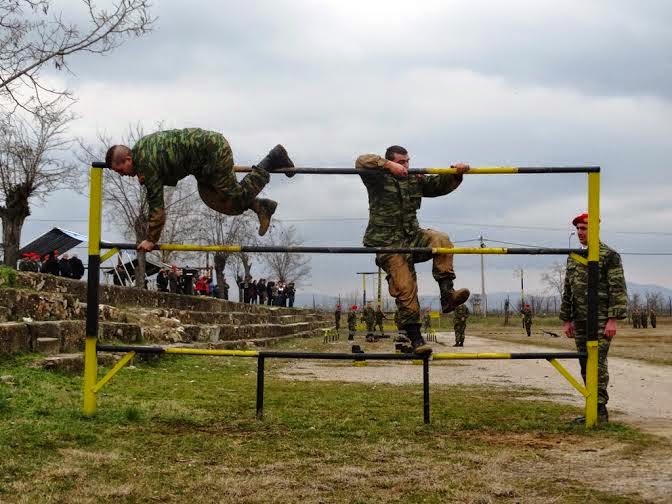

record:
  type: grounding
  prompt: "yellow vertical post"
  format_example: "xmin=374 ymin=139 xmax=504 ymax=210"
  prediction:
xmin=585 ymin=171 xmax=601 ymax=427
xmin=83 ymin=166 xmax=103 ymax=415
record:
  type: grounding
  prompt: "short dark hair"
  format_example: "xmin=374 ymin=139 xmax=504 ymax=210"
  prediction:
xmin=385 ymin=145 xmax=408 ymax=161
xmin=105 ymin=145 xmax=132 ymax=167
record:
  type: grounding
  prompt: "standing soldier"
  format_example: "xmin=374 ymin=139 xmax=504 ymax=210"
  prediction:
xmin=374 ymin=305 xmax=387 ymax=336
xmin=106 ymin=129 xmax=295 ymax=252
xmin=362 ymin=303 xmax=376 ymax=341
xmin=561 ymin=212 xmax=628 ymax=424
xmin=640 ymin=309 xmax=648 ymax=329
xmin=650 ymin=308 xmax=657 ymax=329
xmin=422 ymin=310 xmax=432 ymax=335
xmin=521 ymin=304 xmax=533 ymax=337
xmin=334 ymin=304 xmax=342 ymax=333
xmin=347 ymin=305 xmax=358 ymax=341
xmin=504 ymin=298 xmax=510 ymax=326
xmin=631 ymin=308 xmax=640 ymax=328
xmin=453 ymin=304 xmax=470 ymax=347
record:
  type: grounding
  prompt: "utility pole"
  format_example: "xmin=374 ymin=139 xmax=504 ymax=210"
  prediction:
xmin=480 ymin=235 xmax=487 ymax=316
xmin=356 ymin=271 xmax=379 ymax=306
xmin=514 ymin=266 xmax=525 ymax=306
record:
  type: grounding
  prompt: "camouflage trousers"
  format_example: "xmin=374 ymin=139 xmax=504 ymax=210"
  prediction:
xmin=365 ymin=320 xmax=375 ymax=333
xmin=524 ymin=321 xmax=532 ymax=337
xmin=454 ymin=323 xmax=466 ymax=344
xmin=376 ymin=228 xmax=455 ymax=327
xmin=574 ymin=321 xmax=611 ymax=405
xmin=196 ymin=135 xmax=270 ymax=215
xmin=375 ymin=321 xmax=384 ymax=333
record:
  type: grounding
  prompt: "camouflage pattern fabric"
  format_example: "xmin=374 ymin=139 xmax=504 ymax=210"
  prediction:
xmin=356 ymin=154 xmax=464 ymax=327
xmin=422 ymin=313 xmax=431 ymax=331
xmin=560 ymin=241 xmax=628 ymax=405
xmin=334 ymin=310 xmax=341 ymax=330
xmin=132 ymin=128 xmax=269 ymax=243
xmin=347 ymin=311 xmax=357 ymax=331
xmin=374 ymin=308 xmax=385 ymax=332
xmin=362 ymin=305 xmax=376 ymax=332
xmin=650 ymin=309 xmax=657 ymax=328
xmin=640 ymin=311 xmax=648 ymax=328
xmin=453 ymin=304 xmax=470 ymax=344
xmin=520 ymin=307 xmax=533 ymax=336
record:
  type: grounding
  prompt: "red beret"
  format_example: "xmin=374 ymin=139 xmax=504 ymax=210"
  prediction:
xmin=572 ymin=212 xmax=588 ymax=226
xmin=351 ymin=305 xmax=358 ymax=310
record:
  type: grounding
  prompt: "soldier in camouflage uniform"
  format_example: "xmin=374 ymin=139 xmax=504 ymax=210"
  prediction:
xmin=106 ymin=129 xmax=294 ymax=251
xmin=631 ymin=308 xmax=640 ymax=328
xmin=334 ymin=304 xmax=342 ymax=332
xmin=452 ymin=304 xmax=470 ymax=347
xmin=347 ymin=305 xmax=358 ymax=341
xmin=374 ymin=306 xmax=387 ymax=336
xmin=356 ymin=146 xmax=470 ymax=355
xmin=640 ymin=309 xmax=648 ymax=328
xmin=362 ymin=303 xmax=376 ymax=341
xmin=422 ymin=310 xmax=432 ymax=334
xmin=649 ymin=308 xmax=657 ymax=329
xmin=520 ymin=304 xmax=533 ymax=337
xmin=560 ymin=212 xmax=628 ymax=424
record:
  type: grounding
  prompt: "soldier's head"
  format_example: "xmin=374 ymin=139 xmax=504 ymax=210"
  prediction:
xmin=385 ymin=145 xmax=409 ymax=166
xmin=571 ymin=212 xmax=601 ymax=246
xmin=106 ymin=145 xmax=136 ymax=177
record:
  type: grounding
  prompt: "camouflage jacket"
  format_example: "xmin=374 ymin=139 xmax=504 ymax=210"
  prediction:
xmin=453 ymin=304 xmax=470 ymax=324
xmin=132 ymin=128 xmax=227 ymax=242
xmin=520 ymin=308 xmax=532 ymax=324
xmin=375 ymin=309 xmax=386 ymax=323
xmin=362 ymin=306 xmax=375 ymax=323
xmin=334 ymin=310 xmax=341 ymax=322
xmin=356 ymin=154 xmax=463 ymax=246
xmin=560 ymin=242 xmax=628 ymax=322
xmin=347 ymin=311 xmax=357 ymax=327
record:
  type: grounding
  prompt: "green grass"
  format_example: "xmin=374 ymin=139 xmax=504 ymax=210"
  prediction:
xmin=0 ymin=346 xmax=661 ymax=503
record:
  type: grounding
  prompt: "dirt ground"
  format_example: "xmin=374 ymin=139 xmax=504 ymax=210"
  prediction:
xmin=277 ymin=332 xmax=672 ymax=503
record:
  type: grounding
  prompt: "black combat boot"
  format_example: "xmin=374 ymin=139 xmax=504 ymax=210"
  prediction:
xmin=403 ymin=323 xmax=432 ymax=355
xmin=438 ymin=277 xmax=470 ymax=314
xmin=255 ymin=144 xmax=295 ymax=177
xmin=453 ymin=342 xmax=460 ymax=347
xmin=250 ymin=198 xmax=277 ymax=236
xmin=598 ymin=404 xmax=609 ymax=423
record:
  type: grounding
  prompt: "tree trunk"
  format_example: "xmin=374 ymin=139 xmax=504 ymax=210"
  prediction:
xmin=0 ymin=184 xmax=32 ymax=268
xmin=214 ymin=252 xmax=227 ymax=299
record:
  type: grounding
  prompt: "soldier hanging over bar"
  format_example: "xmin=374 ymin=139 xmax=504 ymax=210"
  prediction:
xmin=106 ymin=128 xmax=295 ymax=252
xmin=356 ymin=145 xmax=470 ymax=355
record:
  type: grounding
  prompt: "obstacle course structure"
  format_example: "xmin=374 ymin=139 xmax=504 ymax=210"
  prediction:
xmin=84 ymin=164 xmax=602 ymax=426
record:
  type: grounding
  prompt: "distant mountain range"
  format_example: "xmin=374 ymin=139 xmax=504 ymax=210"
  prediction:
xmin=291 ymin=281 xmax=672 ymax=310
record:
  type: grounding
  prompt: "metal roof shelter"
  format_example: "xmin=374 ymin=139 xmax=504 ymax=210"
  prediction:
xmin=19 ymin=227 xmax=88 ymax=257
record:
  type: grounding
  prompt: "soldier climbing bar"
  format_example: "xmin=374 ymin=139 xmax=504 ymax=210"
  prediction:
xmin=100 ymin=243 xmax=586 ymax=255
xmin=91 ymin=161 xmax=600 ymax=175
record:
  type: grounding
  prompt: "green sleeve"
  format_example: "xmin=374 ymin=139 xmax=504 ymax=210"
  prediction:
xmin=419 ymin=174 xmax=463 ymax=197
xmin=606 ymin=251 xmax=628 ymax=320
xmin=559 ymin=258 xmax=573 ymax=321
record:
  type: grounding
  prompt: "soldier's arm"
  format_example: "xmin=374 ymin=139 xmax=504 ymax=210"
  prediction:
xmin=355 ymin=154 xmax=387 ymax=170
xmin=419 ymin=173 xmax=464 ymax=198
xmin=559 ymin=258 xmax=573 ymax=321
xmin=606 ymin=250 xmax=628 ymax=320
xmin=142 ymin=164 xmax=166 ymax=244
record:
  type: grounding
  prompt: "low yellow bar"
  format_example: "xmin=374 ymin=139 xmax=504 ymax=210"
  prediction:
xmin=569 ymin=252 xmax=588 ymax=265
xmin=432 ymin=247 xmax=508 ymax=255
xmin=427 ymin=166 xmax=518 ymax=175
xmin=158 ymin=244 xmax=242 ymax=253
xmin=100 ymin=247 xmax=120 ymax=263
xmin=93 ymin=351 xmax=136 ymax=393
xmin=165 ymin=348 xmax=259 ymax=357
xmin=432 ymin=353 xmax=512 ymax=360
xmin=548 ymin=359 xmax=587 ymax=397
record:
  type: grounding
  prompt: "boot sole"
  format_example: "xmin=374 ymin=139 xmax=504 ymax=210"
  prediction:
xmin=441 ymin=289 xmax=471 ymax=313
xmin=257 ymin=200 xmax=278 ymax=236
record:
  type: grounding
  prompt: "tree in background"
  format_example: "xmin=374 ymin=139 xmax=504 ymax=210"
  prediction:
xmin=1 ymin=0 xmax=153 ymax=117
xmin=262 ymin=224 xmax=311 ymax=285
xmin=0 ymin=105 xmax=75 ymax=266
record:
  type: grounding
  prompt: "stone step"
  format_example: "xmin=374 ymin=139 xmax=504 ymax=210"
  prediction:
xmin=0 ymin=288 xmax=82 ymax=322
xmin=35 ymin=337 xmax=61 ymax=355
xmin=33 ymin=352 xmax=121 ymax=374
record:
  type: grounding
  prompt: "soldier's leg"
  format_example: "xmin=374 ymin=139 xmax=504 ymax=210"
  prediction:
xmin=597 ymin=338 xmax=611 ymax=405
xmin=453 ymin=325 xmax=460 ymax=346
xmin=525 ymin=322 xmax=531 ymax=337
xmin=459 ymin=325 xmax=466 ymax=345
xmin=412 ymin=229 xmax=469 ymax=313
xmin=377 ymin=253 xmax=430 ymax=354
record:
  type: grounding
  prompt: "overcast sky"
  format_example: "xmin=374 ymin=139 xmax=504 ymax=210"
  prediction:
xmin=23 ymin=0 xmax=672 ymax=300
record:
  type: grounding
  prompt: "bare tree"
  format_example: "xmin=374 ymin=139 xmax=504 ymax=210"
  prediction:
xmin=645 ymin=291 xmax=663 ymax=311
xmin=541 ymin=261 xmax=565 ymax=299
xmin=262 ymin=224 xmax=311 ymax=285
xmin=0 ymin=105 xmax=76 ymax=266
xmin=1 ymin=0 xmax=153 ymax=116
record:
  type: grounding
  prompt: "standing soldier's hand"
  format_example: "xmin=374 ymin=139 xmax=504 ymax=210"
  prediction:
xmin=563 ymin=321 xmax=575 ymax=338
xmin=451 ymin=163 xmax=470 ymax=175
xmin=384 ymin=160 xmax=408 ymax=177
xmin=604 ymin=319 xmax=617 ymax=339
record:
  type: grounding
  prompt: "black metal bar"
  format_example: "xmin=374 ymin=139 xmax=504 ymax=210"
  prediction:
xmin=92 ymin=161 xmax=108 ymax=168
xmin=587 ymin=262 xmax=599 ymax=342
xmin=423 ymin=357 xmax=430 ymax=425
xmin=86 ymin=255 xmax=100 ymax=337
xmin=97 ymin=344 xmax=166 ymax=354
xmin=100 ymin=242 xmax=586 ymax=256
xmin=256 ymin=356 xmax=265 ymax=419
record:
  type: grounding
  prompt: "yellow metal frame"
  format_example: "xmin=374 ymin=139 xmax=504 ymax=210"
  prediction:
xmin=100 ymin=247 xmax=120 ymax=262
xmin=93 ymin=351 xmax=136 ymax=393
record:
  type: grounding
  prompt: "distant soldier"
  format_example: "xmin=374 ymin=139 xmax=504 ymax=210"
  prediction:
xmin=631 ymin=308 xmax=640 ymax=328
xmin=503 ymin=298 xmax=510 ymax=326
xmin=347 ymin=305 xmax=358 ymax=341
xmin=640 ymin=309 xmax=648 ymax=329
xmin=422 ymin=310 xmax=432 ymax=334
xmin=374 ymin=306 xmax=387 ymax=335
xmin=334 ymin=304 xmax=342 ymax=332
xmin=362 ymin=303 xmax=376 ymax=341
xmin=18 ymin=252 xmax=40 ymax=272
xmin=521 ymin=304 xmax=533 ymax=337
xmin=453 ymin=304 xmax=470 ymax=347
xmin=649 ymin=308 xmax=657 ymax=329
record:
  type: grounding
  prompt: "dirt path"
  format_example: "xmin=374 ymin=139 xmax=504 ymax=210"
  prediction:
xmin=279 ymin=332 xmax=672 ymax=440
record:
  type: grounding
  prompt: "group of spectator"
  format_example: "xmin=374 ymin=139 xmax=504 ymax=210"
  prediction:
xmin=18 ymin=250 xmax=85 ymax=280
xmin=156 ymin=265 xmax=222 ymax=297
xmin=237 ymin=276 xmax=296 ymax=307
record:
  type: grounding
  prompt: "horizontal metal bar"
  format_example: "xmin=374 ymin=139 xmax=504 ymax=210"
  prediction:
xmin=100 ymin=242 xmax=585 ymax=256
xmin=91 ymin=161 xmax=599 ymax=174
xmin=97 ymin=345 xmax=583 ymax=361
